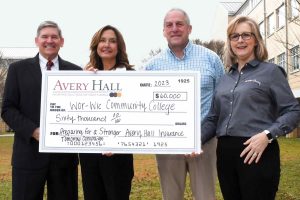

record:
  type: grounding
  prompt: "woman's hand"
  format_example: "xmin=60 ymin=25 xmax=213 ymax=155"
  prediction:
xmin=102 ymin=152 xmax=113 ymax=157
xmin=240 ymin=132 xmax=269 ymax=164
xmin=86 ymin=66 xmax=98 ymax=72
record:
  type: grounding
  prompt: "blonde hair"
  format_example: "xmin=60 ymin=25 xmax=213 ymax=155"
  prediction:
xmin=224 ymin=16 xmax=268 ymax=68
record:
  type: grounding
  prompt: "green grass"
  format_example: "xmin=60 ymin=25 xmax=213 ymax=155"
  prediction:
xmin=0 ymin=136 xmax=12 ymax=200
xmin=0 ymin=136 xmax=299 ymax=199
xmin=277 ymin=138 xmax=300 ymax=200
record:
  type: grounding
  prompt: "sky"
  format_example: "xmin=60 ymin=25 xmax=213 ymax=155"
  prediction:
xmin=0 ymin=0 xmax=227 ymax=68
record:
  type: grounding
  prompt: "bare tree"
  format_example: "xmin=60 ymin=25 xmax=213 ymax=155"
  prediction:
xmin=142 ymin=39 xmax=225 ymax=67
xmin=268 ymin=0 xmax=300 ymax=74
xmin=141 ymin=48 xmax=162 ymax=64
xmin=0 ymin=52 xmax=8 ymax=100
xmin=192 ymin=39 xmax=225 ymax=62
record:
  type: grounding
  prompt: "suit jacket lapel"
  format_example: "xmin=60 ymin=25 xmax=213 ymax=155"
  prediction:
xmin=58 ymin=56 xmax=66 ymax=70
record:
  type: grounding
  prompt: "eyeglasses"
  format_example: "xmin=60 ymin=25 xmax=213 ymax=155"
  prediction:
xmin=229 ymin=32 xmax=254 ymax=41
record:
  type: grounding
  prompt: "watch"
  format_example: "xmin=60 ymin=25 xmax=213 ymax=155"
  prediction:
xmin=263 ymin=130 xmax=273 ymax=143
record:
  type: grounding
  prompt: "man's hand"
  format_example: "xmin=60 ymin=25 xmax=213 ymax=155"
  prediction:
xmin=32 ymin=128 xmax=40 ymax=141
xmin=184 ymin=150 xmax=203 ymax=158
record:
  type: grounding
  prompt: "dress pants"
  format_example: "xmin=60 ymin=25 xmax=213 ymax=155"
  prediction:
xmin=80 ymin=154 xmax=134 ymax=200
xmin=217 ymin=136 xmax=280 ymax=200
xmin=156 ymin=138 xmax=217 ymax=200
xmin=12 ymin=165 xmax=78 ymax=200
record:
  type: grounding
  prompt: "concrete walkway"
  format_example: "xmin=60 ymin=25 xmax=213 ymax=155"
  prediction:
xmin=0 ymin=133 xmax=14 ymax=137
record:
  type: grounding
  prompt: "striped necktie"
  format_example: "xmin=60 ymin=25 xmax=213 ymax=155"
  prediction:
xmin=46 ymin=60 xmax=54 ymax=70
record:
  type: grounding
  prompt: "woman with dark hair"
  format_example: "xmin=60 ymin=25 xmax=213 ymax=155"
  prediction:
xmin=85 ymin=25 xmax=134 ymax=71
xmin=202 ymin=16 xmax=300 ymax=200
xmin=79 ymin=25 xmax=134 ymax=200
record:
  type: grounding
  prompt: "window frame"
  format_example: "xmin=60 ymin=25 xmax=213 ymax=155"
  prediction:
xmin=291 ymin=45 xmax=300 ymax=72
xmin=291 ymin=0 xmax=300 ymax=19
xmin=276 ymin=4 xmax=285 ymax=29
xmin=267 ymin=13 xmax=275 ymax=35
xmin=277 ymin=52 xmax=286 ymax=70
xmin=268 ymin=58 xmax=275 ymax=63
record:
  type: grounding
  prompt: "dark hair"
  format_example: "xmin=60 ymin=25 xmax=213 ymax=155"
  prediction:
xmin=224 ymin=16 xmax=268 ymax=68
xmin=86 ymin=25 xmax=133 ymax=70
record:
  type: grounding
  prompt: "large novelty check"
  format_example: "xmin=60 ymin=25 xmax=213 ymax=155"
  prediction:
xmin=39 ymin=71 xmax=201 ymax=154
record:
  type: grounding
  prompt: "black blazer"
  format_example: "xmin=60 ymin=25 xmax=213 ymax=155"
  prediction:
xmin=1 ymin=54 xmax=82 ymax=169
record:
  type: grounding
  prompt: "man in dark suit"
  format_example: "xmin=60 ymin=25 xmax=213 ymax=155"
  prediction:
xmin=1 ymin=21 xmax=81 ymax=200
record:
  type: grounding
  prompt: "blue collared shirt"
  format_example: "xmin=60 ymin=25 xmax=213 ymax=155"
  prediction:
xmin=144 ymin=41 xmax=225 ymax=121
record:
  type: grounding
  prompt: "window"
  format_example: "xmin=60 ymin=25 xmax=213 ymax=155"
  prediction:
xmin=277 ymin=5 xmax=285 ymax=29
xmin=291 ymin=46 xmax=299 ymax=71
xmin=291 ymin=0 xmax=299 ymax=18
xmin=250 ymin=0 xmax=261 ymax=8
xmin=277 ymin=53 xmax=286 ymax=69
xmin=267 ymin=13 xmax=275 ymax=35
xmin=259 ymin=22 xmax=265 ymax=37
xmin=268 ymin=58 xmax=275 ymax=63
xmin=239 ymin=0 xmax=262 ymax=16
